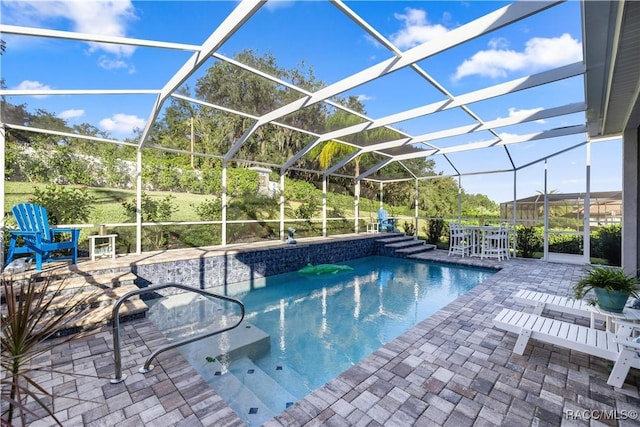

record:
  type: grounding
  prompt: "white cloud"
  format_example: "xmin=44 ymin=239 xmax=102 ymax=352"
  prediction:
xmin=58 ymin=109 xmax=85 ymax=120
xmin=15 ymin=80 xmax=51 ymax=91
xmin=98 ymin=56 xmax=136 ymax=73
xmin=4 ymin=1 xmax=137 ymax=62
xmin=488 ymin=37 xmax=510 ymax=50
xmin=390 ymin=8 xmax=449 ymax=50
xmin=99 ymin=113 xmax=146 ymax=135
xmin=357 ymin=94 xmax=374 ymax=102
xmin=504 ymin=107 xmax=546 ymax=124
xmin=497 ymin=132 xmax=520 ymax=140
xmin=14 ymin=80 xmax=51 ymax=98
xmin=453 ymin=33 xmax=582 ymax=80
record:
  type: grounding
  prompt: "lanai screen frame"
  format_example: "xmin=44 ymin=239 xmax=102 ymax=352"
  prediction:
xmin=1 ymin=0 xmax=598 ymax=260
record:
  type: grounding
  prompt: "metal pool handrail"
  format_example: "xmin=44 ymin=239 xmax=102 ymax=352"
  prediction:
xmin=111 ymin=282 xmax=245 ymax=384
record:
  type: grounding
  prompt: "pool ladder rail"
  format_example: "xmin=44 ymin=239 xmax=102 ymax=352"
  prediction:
xmin=110 ymin=282 xmax=245 ymax=384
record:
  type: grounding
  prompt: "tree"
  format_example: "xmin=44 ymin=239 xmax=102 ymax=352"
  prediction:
xmin=310 ymin=99 xmax=368 ymax=193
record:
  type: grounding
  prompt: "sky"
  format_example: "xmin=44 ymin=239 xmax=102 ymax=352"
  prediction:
xmin=0 ymin=0 xmax=623 ymax=204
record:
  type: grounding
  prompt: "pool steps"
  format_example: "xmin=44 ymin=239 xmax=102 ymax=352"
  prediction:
xmin=176 ymin=333 xmax=300 ymax=426
xmin=146 ymin=295 xmax=311 ymax=426
xmin=376 ymin=235 xmax=436 ymax=258
xmin=2 ymin=270 xmax=147 ymax=335
xmin=204 ymin=356 xmax=306 ymax=426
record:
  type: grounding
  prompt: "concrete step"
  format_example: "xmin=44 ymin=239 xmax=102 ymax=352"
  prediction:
xmin=396 ymin=243 xmax=437 ymax=257
xmin=229 ymin=357 xmax=298 ymax=416
xmin=3 ymin=272 xmax=147 ymax=337
xmin=376 ymin=235 xmax=413 ymax=244
xmin=161 ymin=319 xmax=270 ymax=362
xmin=254 ymin=353 xmax=312 ymax=400
xmin=386 ymin=239 xmax=424 ymax=249
xmin=200 ymin=358 xmax=278 ymax=427
xmin=69 ymin=298 xmax=147 ymax=331
xmin=4 ymin=272 xmax=137 ymax=299
xmin=2 ymin=261 xmax=131 ymax=284
xmin=46 ymin=284 xmax=141 ymax=315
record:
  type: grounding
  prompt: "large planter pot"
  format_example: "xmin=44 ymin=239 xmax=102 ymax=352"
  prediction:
xmin=594 ymin=288 xmax=629 ymax=313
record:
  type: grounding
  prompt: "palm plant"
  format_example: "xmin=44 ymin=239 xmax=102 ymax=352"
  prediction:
xmin=572 ymin=266 xmax=640 ymax=312
xmin=1 ymin=276 xmax=91 ymax=426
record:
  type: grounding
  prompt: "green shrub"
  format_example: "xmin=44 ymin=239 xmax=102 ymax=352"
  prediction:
xmin=591 ymin=224 xmax=621 ymax=266
xmin=402 ymin=221 xmax=415 ymax=236
xmin=423 ymin=219 xmax=445 ymax=244
xmin=179 ymin=169 xmax=204 ymax=193
xmin=516 ymin=226 xmax=541 ymax=258
xmin=285 ymin=180 xmax=318 ymax=201
xmin=121 ymin=192 xmax=177 ymax=223
xmin=32 ymin=184 xmax=95 ymax=224
xmin=121 ymin=193 xmax=178 ymax=250
xmin=194 ymin=198 xmax=221 ymax=221
xmin=296 ymin=194 xmax=321 ymax=224
xmin=548 ymin=233 xmax=582 ymax=254
xmin=228 ymin=168 xmax=260 ymax=197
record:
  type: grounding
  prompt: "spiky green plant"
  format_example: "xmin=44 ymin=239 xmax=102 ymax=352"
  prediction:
xmin=572 ymin=266 xmax=640 ymax=304
xmin=1 ymin=276 xmax=92 ymax=426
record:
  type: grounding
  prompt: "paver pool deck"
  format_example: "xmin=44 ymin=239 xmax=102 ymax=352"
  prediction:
xmin=18 ymin=247 xmax=640 ymax=426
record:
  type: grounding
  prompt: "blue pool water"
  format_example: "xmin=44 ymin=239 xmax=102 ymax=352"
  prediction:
xmin=147 ymin=256 xmax=493 ymax=426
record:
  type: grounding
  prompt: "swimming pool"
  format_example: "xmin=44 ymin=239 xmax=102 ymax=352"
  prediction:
xmin=146 ymin=256 xmax=494 ymax=426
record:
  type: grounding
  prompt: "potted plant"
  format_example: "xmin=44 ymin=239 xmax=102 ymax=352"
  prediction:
xmin=572 ymin=266 xmax=640 ymax=313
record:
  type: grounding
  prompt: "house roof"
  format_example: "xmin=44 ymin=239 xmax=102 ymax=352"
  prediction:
xmin=502 ymin=191 xmax=622 ymax=205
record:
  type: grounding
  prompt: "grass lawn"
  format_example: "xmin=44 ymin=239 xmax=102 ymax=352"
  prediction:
xmin=4 ymin=181 xmax=383 ymax=225
xmin=5 ymin=181 xmax=209 ymax=223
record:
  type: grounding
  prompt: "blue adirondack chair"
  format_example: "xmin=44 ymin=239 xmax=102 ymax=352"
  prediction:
xmin=5 ymin=203 xmax=80 ymax=271
xmin=377 ymin=208 xmax=396 ymax=232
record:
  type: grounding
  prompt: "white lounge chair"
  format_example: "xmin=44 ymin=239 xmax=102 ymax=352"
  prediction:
xmin=512 ymin=289 xmax=633 ymax=331
xmin=513 ymin=289 xmax=592 ymax=317
xmin=493 ymin=308 xmax=640 ymax=388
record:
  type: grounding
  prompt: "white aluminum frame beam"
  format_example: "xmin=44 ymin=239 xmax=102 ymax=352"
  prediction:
xmin=391 ymin=124 xmax=587 ymax=162
xmin=357 ymin=124 xmax=587 ymax=178
xmin=360 ymin=102 xmax=586 ymax=154
xmin=0 ymin=89 xmax=160 ymax=96
xmin=323 ymin=62 xmax=584 ymax=147
xmin=333 ymin=0 xmax=506 ymax=154
xmin=228 ymin=1 xmax=562 ymax=164
xmin=285 ymin=61 xmax=584 ymax=171
xmin=3 ymin=123 xmax=139 ymax=147
xmin=0 ymin=24 xmax=201 ymax=51
xmin=136 ymin=0 xmax=266 ymax=149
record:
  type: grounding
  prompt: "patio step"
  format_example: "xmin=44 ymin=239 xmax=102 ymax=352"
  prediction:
xmin=395 ymin=242 xmax=437 ymax=257
xmin=386 ymin=238 xmax=426 ymax=249
xmin=2 ymin=271 xmax=147 ymax=337
xmin=376 ymin=235 xmax=435 ymax=258
xmin=376 ymin=234 xmax=413 ymax=244
xmin=3 ymin=271 xmax=137 ymax=298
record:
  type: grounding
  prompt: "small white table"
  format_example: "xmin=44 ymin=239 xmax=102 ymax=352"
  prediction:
xmin=88 ymin=234 xmax=117 ymax=261
xmin=367 ymin=222 xmax=379 ymax=233
xmin=588 ymin=304 xmax=640 ymax=333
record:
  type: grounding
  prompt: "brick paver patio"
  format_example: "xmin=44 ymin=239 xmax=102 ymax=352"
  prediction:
xmin=22 ymin=250 xmax=640 ymax=426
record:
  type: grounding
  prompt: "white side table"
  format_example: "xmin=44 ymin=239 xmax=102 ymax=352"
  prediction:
xmin=367 ymin=222 xmax=379 ymax=233
xmin=588 ymin=304 xmax=640 ymax=333
xmin=88 ymin=234 xmax=117 ymax=261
